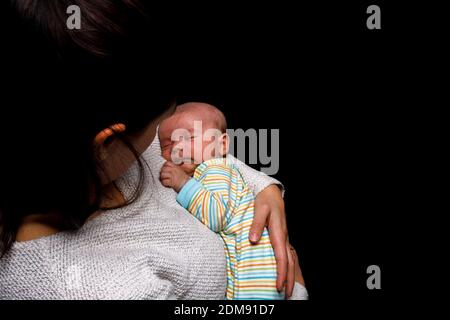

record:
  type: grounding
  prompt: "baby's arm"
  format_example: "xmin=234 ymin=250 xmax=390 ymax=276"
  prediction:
xmin=176 ymin=164 xmax=238 ymax=232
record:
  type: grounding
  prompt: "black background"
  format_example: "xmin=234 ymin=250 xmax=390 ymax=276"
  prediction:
xmin=0 ymin=0 xmax=418 ymax=305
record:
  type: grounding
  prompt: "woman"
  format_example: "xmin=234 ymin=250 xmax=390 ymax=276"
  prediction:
xmin=0 ymin=0 xmax=306 ymax=299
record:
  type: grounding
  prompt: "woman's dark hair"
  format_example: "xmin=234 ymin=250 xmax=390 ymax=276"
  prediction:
xmin=11 ymin=0 xmax=146 ymax=57
xmin=0 ymin=0 xmax=176 ymax=257
xmin=0 ymin=86 xmax=175 ymax=257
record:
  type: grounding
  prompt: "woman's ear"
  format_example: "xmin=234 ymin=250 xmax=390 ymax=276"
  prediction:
xmin=93 ymin=123 xmax=126 ymax=161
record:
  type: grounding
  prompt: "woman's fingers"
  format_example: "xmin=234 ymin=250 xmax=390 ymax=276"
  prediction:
xmin=252 ymin=187 xmax=290 ymax=292
xmin=285 ymin=244 xmax=296 ymax=298
xmin=269 ymin=218 xmax=288 ymax=292
xmin=267 ymin=208 xmax=290 ymax=293
xmin=291 ymin=247 xmax=305 ymax=286
xmin=249 ymin=203 xmax=270 ymax=243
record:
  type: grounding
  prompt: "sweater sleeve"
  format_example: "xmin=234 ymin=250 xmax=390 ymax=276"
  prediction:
xmin=176 ymin=164 xmax=237 ymax=232
xmin=226 ymin=154 xmax=285 ymax=197
xmin=288 ymin=282 xmax=309 ymax=300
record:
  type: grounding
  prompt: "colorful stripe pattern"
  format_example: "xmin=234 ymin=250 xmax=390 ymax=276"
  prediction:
xmin=176 ymin=158 xmax=284 ymax=300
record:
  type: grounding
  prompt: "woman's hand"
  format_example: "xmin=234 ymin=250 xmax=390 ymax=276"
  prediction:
xmin=292 ymin=245 xmax=305 ymax=286
xmin=251 ymin=184 xmax=297 ymax=298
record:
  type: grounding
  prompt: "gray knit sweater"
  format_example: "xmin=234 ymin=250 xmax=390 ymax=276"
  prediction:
xmin=0 ymin=135 xmax=284 ymax=300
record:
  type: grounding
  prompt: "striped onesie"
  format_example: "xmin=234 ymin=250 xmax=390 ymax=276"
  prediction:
xmin=176 ymin=158 xmax=284 ymax=300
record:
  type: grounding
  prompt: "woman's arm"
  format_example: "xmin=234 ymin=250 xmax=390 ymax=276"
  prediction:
xmin=226 ymin=154 xmax=297 ymax=298
xmin=149 ymin=136 xmax=299 ymax=298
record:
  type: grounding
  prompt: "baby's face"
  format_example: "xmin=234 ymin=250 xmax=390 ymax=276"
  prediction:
xmin=159 ymin=112 xmax=225 ymax=176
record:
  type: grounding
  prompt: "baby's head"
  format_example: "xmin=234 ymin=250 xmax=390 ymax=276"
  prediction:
xmin=159 ymin=102 xmax=229 ymax=176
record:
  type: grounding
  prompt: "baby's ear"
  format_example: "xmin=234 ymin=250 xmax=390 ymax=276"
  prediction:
xmin=220 ymin=133 xmax=230 ymax=156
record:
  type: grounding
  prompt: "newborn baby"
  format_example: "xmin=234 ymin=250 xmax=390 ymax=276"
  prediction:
xmin=158 ymin=102 xmax=284 ymax=300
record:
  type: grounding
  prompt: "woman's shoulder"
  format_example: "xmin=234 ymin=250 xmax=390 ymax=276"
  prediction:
xmin=0 ymin=196 xmax=227 ymax=300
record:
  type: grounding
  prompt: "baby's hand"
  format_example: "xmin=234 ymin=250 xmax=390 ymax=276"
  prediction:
xmin=160 ymin=161 xmax=191 ymax=192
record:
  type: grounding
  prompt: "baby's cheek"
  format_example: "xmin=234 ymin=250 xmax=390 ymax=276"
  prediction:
xmin=200 ymin=138 xmax=220 ymax=161
xmin=191 ymin=138 xmax=210 ymax=163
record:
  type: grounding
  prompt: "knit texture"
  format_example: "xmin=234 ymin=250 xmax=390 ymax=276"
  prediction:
xmin=0 ymin=135 xmax=282 ymax=300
